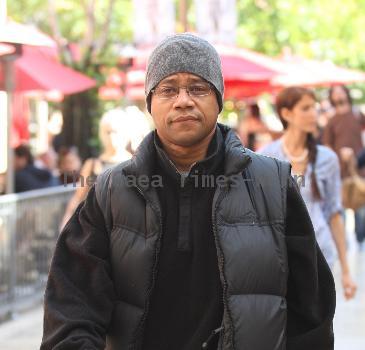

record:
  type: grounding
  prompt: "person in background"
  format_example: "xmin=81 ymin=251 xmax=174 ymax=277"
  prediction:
xmin=237 ymin=102 xmax=269 ymax=150
xmin=323 ymin=85 xmax=365 ymax=251
xmin=322 ymin=85 xmax=364 ymax=177
xmin=259 ymin=86 xmax=357 ymax=300
xmin=60 ymin=109 xmax=137 ymax=229
xmin=35 ymin=149 xmax=58 ymax=176
xmin=57 ymin=146 xmax=82 ymax=185
xmin=340 ymin=146 xmax=365 ymax=250
xmin=315 ymin=99 xmax=334 ymax=142
xmin=14 ymin=144 xmax=59 ymax=193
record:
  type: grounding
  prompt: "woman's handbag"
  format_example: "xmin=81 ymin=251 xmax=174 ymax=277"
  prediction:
xmin=342 ymin=174 xmax=365 ymax=210
xmin=342 ymin=152 xmax=365 ymax=210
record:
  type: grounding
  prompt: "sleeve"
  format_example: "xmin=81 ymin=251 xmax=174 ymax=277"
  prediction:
xmin=322 ymin=152 xmax=343 ymax=222
xmin=40 ymin=185 xmax=116 ymax=350
xmin=285 ymin=176 xmax=336 ymax=350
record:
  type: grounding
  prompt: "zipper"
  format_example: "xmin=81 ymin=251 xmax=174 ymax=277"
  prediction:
xmin=161 ymin=150 xmax=196 ymax=186
xmin=202 ymin=326 xmax=224 ymax=349
xmin=211 ymin=185 xmax=235 ymax=350
xmin=131 ymin=184 xmax=163 ymax=350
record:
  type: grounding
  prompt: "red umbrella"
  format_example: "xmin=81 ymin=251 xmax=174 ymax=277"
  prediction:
xmin=215 ymin=45 xmax=283 ymax=82
xmin=216 ymin=45 xmax=285 ymax=99
xmin=273 ymin=54 xmax=365 ymax=87
xmin=1 ymin=45 xmax=96 ymax=94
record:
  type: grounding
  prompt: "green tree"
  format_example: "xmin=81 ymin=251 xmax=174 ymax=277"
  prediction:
xmin=236 ymin=0 xmax=365 ymax=70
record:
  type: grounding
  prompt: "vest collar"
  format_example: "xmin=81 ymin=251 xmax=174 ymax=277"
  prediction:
xmin=154 ymin=126 xmax=225 ymax=183
xmin=123 ymin=123 xmax=251 ymax=186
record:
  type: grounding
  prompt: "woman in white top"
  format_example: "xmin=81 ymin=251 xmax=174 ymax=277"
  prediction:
xmin=259 ymin=86 xmax=356 ymax=300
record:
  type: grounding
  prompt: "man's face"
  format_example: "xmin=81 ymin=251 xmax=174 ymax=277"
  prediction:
xmin=14 ymin=156 xmax=27 ymax=171
xmin=150 ymin=72 xmax=219 ymax=147
xmin=331 ymin=86 xmax=352 ymax=116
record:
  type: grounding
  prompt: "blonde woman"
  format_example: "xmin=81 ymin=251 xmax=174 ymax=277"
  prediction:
xmin=60 ymin=108 xmax=149 ymax=229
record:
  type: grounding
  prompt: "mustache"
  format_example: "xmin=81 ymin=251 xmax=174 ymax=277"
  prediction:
xmin=168 ymin=114 xmax=201 ymax=123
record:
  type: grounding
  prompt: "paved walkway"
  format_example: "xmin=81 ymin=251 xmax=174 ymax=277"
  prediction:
xmin=0 ymin=306 xmax=43 ymax=349
xmin=333 ymin=250 xmax=365 ymax=349
xmin=0 ymin=221 xmax=364 ymax=349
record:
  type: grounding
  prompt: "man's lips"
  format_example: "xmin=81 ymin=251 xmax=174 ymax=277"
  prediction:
xmin=173 ymin=115 xmax=199 ymax=123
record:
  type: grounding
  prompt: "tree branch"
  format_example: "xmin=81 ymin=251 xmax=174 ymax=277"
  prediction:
xmin=81 ymin=0 xmax=97 ymax=69
xmin=95 ymin=0 xmax=116 ymax=56
xmin=47 ymin=0 xmax=67 ymax=61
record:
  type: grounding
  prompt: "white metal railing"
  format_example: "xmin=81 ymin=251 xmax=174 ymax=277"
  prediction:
xmin=0 ymin=186 xmax=75 ymax=319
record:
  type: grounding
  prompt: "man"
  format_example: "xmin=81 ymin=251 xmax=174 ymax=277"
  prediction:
xmin=323 ymin=85 xmax=365 ymax=248
xmin=41 ymin=34 xmax=335 ymax=350
xmin=322 ymin=85 xmax=364 ymax=178
xmin=14 ymin=144 xmax=59 ymax=193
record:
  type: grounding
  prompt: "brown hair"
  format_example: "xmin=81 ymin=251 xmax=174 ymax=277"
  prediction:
xmin=276 ymin=86 xmax=321 ymax=200
xmin=328 ymin=84 xmax=352 ymax=107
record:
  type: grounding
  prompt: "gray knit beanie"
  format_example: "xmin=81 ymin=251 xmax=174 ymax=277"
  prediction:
xmin=145 ymin=33 xmax=224 ymax=113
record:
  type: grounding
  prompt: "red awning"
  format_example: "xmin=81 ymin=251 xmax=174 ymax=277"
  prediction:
xmin=215 ymin=45 xmax=285 ymax=82
xmin=0 ymin=45 xmax=96 ymax=94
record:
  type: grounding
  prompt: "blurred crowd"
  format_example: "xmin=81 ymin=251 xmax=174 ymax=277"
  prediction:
xmin=0 ymin=106 xmax=151 ymax=196
xmin=238 ymin=85 xmax=365 ymax=256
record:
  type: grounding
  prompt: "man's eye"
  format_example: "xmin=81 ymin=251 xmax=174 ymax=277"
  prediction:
xmin=159 ymin=87 xmax=176 ymax=95
xmin=189 ymin=85 xmax=208 ymax=93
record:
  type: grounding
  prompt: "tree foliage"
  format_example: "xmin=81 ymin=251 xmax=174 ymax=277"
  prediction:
xmin=236 ymin=0 xmax=365 ymax=71
xmin=10 ymin=0 xmax=365 ymax=71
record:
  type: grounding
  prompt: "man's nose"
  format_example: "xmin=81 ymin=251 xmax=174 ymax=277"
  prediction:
xmin=172 ymin=88 xmax=195 ymax=108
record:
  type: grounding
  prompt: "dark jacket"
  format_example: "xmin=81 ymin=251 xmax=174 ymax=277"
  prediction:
xmin=141 ymin=128 xmax=225 ymax=349
xmin=41 ymin=124 xmax=335 ymax=350
xmin=15 ymin=164 xmax=58 ymax=193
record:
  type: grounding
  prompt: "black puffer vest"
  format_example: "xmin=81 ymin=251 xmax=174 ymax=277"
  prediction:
xmin=95 ymin=124 xmax=291 ymax=350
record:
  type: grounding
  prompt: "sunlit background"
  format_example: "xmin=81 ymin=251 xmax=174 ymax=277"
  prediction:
xmin=1 ymin=1 xmax=365 ymax=349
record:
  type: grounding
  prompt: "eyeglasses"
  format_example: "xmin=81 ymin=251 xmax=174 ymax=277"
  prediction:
xmin=152 ymin=82 xmax=213 ymax=100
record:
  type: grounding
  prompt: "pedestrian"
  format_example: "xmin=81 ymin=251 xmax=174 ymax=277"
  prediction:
xmin=323 ymin=85 xmax=365 ymax=250
xmin=41 ymin=34 xmax=335 ymax=350
xmin=259 ymin=86 xmax=357 ymax=300
xmin=322 ymin=85 xmax=364 ymax=177
xmin=14 ymin=144 xmax=59 ymax=193
xmin=237 ymin=102 xmax=269 ymax=150
xmin=341 ymin=146 xmax=365 ymax=249
xmin=57 ymin=146 xmax=82 ymax=185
